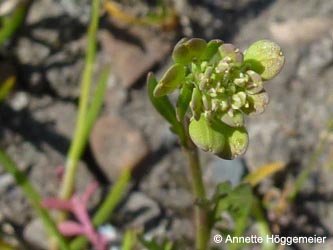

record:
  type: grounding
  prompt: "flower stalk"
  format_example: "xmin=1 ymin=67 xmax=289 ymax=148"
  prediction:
xmin=147 ymin=37 xmax=284 ymax=249
xmin=182 ymin=140 xmax=210 ymax=250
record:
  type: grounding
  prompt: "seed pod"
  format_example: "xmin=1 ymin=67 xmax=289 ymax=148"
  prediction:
xmin=246 ymin=70 xmax=263 ymax=94
xmin=189 ymin=114 xmax=225 ymax=155
xmin=190 ymin=87 xmax=203 ymax=120
xmin=220 ymin=110 xmax=245 ymax=127
xmin=186 ymin=38 xmax=207 ymax=62
xmin=231 ymin=91 xmax=247 ymax=110
xmin=201 ymin=39 xmax=223 ymax=61
xmin=176 ymin=83 xmax=193 ymax=121
xmin=216 ymin=122 xmax=249 ymax=160
xmin=172 ymin=38 xmax=192 ymax=65
xmin=202 ymin=94 xmax=212 ymax=111
xmin=219 ymin=44 xmax=244 ymax=65
xmin=244 ymin=40 xmax=285 ymax=80
xmin=154 ymin=64 xmax=185 ymax=97
xmin=242 ymin=91 xmax=269 ymax=115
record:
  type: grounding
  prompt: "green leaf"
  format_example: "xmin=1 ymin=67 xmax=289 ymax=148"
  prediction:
xmin=148 ymin=72 xmax=178 ymax=126
xmin=147 ymin=73 xmax=185 ymax=143
xmin=213 ymin=183 xmax=253 ymax=237
xmin=153 ymin=63 xmax=185 ymax=97
xmin=176 ymin=83 xmax=193 ymax=121
xmin=189 ymin=114 xmax=225 ymax=155
xmin=244 ymin=40 xmax=285 ymax=80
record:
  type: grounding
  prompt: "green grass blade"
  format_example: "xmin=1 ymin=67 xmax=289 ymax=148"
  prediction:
xmin=0 ymin=2 xmax=29 ymax=46
xmin=0 ymin=76 xmax=15 ymax=101
xmin=0 ymin=149 xmax=70 ymax=250
xmin=83 ymin=66 xmax=110 ymax=141
xmin=122 ymin=230 xmax=137 ymax=250
xmin=60 ymin=0 xmax=100 ymax=200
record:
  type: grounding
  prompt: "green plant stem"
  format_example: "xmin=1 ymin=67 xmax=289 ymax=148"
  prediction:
xmin=121 ymin=230 xmax=137 ymax=250
xmin=0 ymin=1 xmax=31 ymax=46
xmin=252 ymin=198 xmax=275 ymax=250
xmin=59 ymin=0 xmax=100 ymax=201
xmin=183 ymin=141 xmax=210 ymax=250
xmin=0 ymin=149 xmax=70 ymax=250
xmin=70 ymin=167 xmax=131 ymax=250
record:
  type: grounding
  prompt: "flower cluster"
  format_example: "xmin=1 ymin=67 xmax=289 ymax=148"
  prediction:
xmin=153 ymin=38 xmax=284 ymax=159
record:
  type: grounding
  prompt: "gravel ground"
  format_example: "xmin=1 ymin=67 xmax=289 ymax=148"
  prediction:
xmin=1 ymin=0 xmax=333 ymax=249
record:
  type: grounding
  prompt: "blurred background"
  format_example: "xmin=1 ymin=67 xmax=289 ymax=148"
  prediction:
xmin=0 ymin=0 xmax=333 ymax=249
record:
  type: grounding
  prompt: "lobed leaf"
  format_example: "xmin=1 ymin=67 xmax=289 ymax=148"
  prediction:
xmin=213 ymin=183 xmax=253 ymax=237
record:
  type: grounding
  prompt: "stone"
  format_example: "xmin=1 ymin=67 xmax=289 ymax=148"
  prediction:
xmin=121 ymin=86 xmax=178 ymax=151
xmin=205 ymin=157 xmax=246 ymax=187
xmin=0 ymin=173 xmax=13 ymax=193
xmin=140 ymin=149 xmax=193 ymax=210
xmin=98 ymin=22 xmax=173 ymax=88
xmin=0 ymin=185 xmax=32 ymax=224
xmin=120 ymin=192 xmax=160 ymax=230
xmin=23 ymin=218 xmax=48 ymax=250
xmin=269 ymin=18 xmax=333 ymax=45
xmin=0 ymin=93 xmax=95 ymax=224
xmin=313 ymin=238 xmax=333 ymax=250
xmin=8 ymin=91 xmax=29 ymax=111
xmin=0 ymin=61 xmax=16 ymax=86
xmin=90 ymin=116 xmax=149 ymax=181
